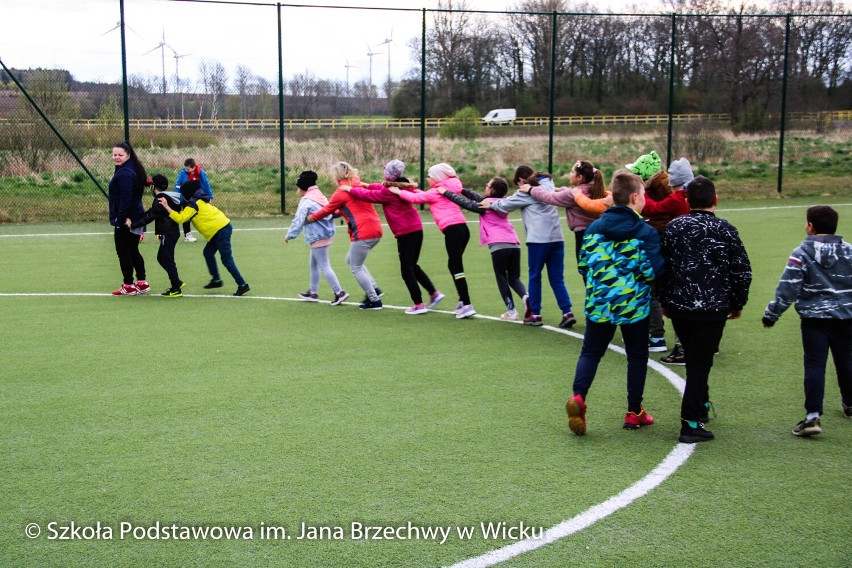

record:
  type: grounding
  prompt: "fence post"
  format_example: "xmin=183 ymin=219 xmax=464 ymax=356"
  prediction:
xmin=419 ymin=8 xmax=427 ymax=189
xmin=277 ymin=3 xmax=286 ymax=213
xmin=119 ymin=0 xmax=130 ymax=143
xmin=666 ymin=13 xmax=676 ymax=167
xmin=777 ymin=14 xmax=791 ymax=195
xmin=548 ymin=10 xmax=557 ymax=174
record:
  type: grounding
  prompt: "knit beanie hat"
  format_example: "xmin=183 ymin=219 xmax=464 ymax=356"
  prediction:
xmin=296 ymin=170 xmax=318 ymax=190
xmin=626 ymin=150 xmax=661 ymax=181
xmin=667 ymin=157 xmax=694 ymax=187
xmin=383 ymin=160 xmax=405 ymax=182
xmin=427 ymin=163 xmax=456 ymax=182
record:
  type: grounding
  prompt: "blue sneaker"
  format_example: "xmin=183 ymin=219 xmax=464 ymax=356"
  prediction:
xmin=649 ymin=337 xmax=667 ymax=352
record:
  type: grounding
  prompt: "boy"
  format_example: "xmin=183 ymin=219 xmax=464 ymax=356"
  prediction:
xmin=763 ymin=206 xmax=852 ymax=436
xmin=159 ymin=180 xmax=250 ymax=297
xmin=174 ymin=158 xmax=213 ymax=242
xmin=566 ymin=170 xmax=664 ymax=435
xmin=129 ymin=174 xmax=184 ymax=297
xmin=659 ymin=176 xmax=752 ymax=443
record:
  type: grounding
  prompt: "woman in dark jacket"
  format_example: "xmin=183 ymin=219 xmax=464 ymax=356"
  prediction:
xmin=109 ymin=141 xmax=148 ymax=295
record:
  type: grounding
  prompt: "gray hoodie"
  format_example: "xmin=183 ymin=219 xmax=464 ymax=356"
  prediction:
xmin=764 ymin=234 xmax=852 ymax=321
xmin=488 ymin=177 xmax=564 ymax=244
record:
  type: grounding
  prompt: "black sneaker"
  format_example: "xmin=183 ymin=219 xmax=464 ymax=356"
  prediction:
xmin=234 ymin=283 xmax=250 ymax=297
xmin=792 ymin=417 xmax=822 ymax=437
xmin=298 ymin=290 xmax=319 ymax=302
xmin=661 ymin=344 xmax=686 ymax=365
xmin=699 ymin=401 xmax=716 ymax=423
xmin=161 ymin=287 xmax=182 ymax=297
xmin=204 ymin=279 xmax=223 ymax=289
xmin=678 ymin=420 xmax=714 ymax=443
xmin=375 ymin=287 xmax=384 ymax=298
xmin=558 ymin=312 xmax=577 ymax=329
xmin=330 ymin=290 xmax=349 ymax=306
xmin=358 ymin=299 xmax=383 ymax=310
xmin=843 ymin=401 xmax=852 ymax=419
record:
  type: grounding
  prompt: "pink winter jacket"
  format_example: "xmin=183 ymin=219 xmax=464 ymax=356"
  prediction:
xmin=349 ymin=183 xmax=422 ymax=238
xmin=397 ymin=177 xmax=466 ymax=232
xmin=478 ymin=197 xmax=520 ymax=246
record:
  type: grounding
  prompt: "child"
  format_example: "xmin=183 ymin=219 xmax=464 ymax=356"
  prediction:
xmin=307 ymin=161 xmax=383 ymax=310
xmin=174 ymin=158 xmax=213 ymax=243
xmin=344 ymin=160 xmax=444 ymax=315
xmin=659 ymin=176 xmax=752 ymax=443
xmin=763 ymin=205 xmax=852 ymax=436
xmin=438 ymin=176 xmax=527 ymax=321
xmin=284 ymin=170 xmax=349 ymax=306
xmin=389 ymin=163 xmax=475 ymax=319
xmin=129 ymin=174 xmax=184 ymax=297
xmin=486 ymin=166 xmax=575 ymax=328
xmin=566 ymin=170 xmax=664 ymax=436
xmin=158 ymin=180 xmax=250 ymax=296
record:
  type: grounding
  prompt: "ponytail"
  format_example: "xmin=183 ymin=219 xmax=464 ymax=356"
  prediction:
xmin=574 ymin=160 xmax=606 ymax=199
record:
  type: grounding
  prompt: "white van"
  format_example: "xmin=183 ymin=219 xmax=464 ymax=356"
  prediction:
xmin=481 ymin=108 xmax=517 ymax=125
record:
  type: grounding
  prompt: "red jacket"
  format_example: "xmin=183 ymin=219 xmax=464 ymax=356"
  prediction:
xmin=310 ymin=180 xmax=383 ymax=242
xmin=641 ymin=188 xmax=689 ymax=231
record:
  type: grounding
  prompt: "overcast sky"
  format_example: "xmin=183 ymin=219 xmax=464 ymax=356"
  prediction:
xmin=0 ymin=0 xmax=792 ymax=89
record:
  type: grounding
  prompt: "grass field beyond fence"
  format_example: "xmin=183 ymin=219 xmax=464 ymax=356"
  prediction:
xmin=1 ymin=196 xmax=850 ymax=567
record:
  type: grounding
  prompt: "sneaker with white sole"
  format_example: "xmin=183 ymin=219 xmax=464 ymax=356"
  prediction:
xmin=298 ymin=290 xmax=319 ymax=302
xmin=358 ymin=299 xmax=383 ymax=310
xmin=649 ymin=337 xmax=668 ymax=352
xmin=500 ymin=310 xmax=519 ymax=321
xmin=184 ymin=232 xmax=197 ymax=242
xmin=792 ymin=417 xmax=822 ymax=437
xmin=524 ymin=314 xmax=543 ymax=326
xmin=522 ymin=294 xmax=532 ymax=320
xmin=112 ymin=283 xmax=138 ymax=296
xmin=455 ymin=304 xmax=476 ymax=319
xmin=405 ymin=303 xmax=428 ymax=315
xmin=559 ymin=312 xmax=577 ymax=328
xmin=660 ymin=344 xmax=685 ymax=365
xmin=134 ymin=280 xmax=150 ymax=294
xmin=428 ymin=290 xmax=445 ymax=308
xmin=330 ymin=290 xmax=349 ymax=306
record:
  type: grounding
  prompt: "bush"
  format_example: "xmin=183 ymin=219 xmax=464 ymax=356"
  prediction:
xmin=440 ymin=106 xmax=482 ymax=140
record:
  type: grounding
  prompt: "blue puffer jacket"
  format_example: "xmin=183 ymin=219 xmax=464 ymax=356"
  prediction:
xmin=580 ymin=205 xmax=664 ymax=324
xmin=764 ymin=234 xmax=852 ymax=321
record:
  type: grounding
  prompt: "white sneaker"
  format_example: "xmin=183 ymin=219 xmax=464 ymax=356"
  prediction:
xmin=184 ymin=232 xmax=197 ymax=243
xmin=500 ymin=310 xmax=519 ymax=321
xmin=455 ymin=304 xmax=476 ymax=319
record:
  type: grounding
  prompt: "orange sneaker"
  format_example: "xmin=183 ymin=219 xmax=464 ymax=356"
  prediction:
xmin=566 ymin=394 xmax=587 ymax=436
xmin=623 ymin=407 xmax=655 ymax=430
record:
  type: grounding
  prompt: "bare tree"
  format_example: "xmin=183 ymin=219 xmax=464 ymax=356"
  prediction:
xmin=198 ymin=59 xmax=228 ymax=120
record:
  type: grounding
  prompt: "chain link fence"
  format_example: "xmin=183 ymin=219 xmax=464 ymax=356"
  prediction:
xmin=0 ymin=0 xmax=849 ymax=223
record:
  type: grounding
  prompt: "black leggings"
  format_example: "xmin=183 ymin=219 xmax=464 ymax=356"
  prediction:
xmin=396 ymin=230 xmax=436 ymax=305
xmin=491 ymin=247 xmax=526 ymax=310
xmin=443 ymin=223 xmax=471 ymax=305
xmin=114 ymin=226 xmax=146 ymax=285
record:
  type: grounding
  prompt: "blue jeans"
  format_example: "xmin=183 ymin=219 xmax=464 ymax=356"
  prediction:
xmin=801 ymin=318 xmax=852 ymax=415
xmin=203 ymin=223 xmax=246 ymax=286
xmin=572 ymin=317 xmax=650 ymax=412
xmin=527 ymin=241 xmax=572 ymax=315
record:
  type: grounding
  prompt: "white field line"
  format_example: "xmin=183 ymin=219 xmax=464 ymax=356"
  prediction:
xmin=2 ymin=291 xmax=692 ymax=566
xmin=1 ymin=202 xmax=849 ymax=239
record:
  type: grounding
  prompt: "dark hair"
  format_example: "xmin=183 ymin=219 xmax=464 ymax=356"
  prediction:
xmin=488 ymin=177 xmax=509 ymax=198
xmin=180 ymin=179 xmax=201 ymax=201
xmin=574 ymin=160 xmax=606 ymax=199
xmin=686 ymin=175 xmax=716 ymax=209
xmin=513 ymin=165 xmax=534 ymax=185
xmin=610 ymin=169 xmax=643 ymax=205
xmin=113 ymin=141 xmax=147 ymax=200
xmin=150 ymin=174 xmax=169 ymax=191
xmin=525 ymin=171 xmax=552 ymax=187
xmin=807 ymin=205 xmax=838 ymax=234
xmin=184 ymin=158 xmax=196 ymax=168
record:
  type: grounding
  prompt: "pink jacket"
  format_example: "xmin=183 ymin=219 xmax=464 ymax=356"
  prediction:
xmin=531 ymin=183 xmax=602 ymax=232
xmin=398 ymin=177 xmax=466 ymax=232
xmin=479 ymin=197 xmax=520 ymax=246
xmin=349 ymin=183 xmax=422 ymax=238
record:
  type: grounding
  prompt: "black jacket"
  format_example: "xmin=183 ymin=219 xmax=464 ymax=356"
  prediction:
xmin=130 ymin=191 xmax=183 ymax=238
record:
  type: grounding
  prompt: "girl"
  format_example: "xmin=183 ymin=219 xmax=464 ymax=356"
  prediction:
xmin=388 ymin=163 xmax=475 ymax=319
xmin=108 ymin=141 xmax=149 ymax=295
xmin=285 ymin=170 xmax=349 ymax=306
xmin=438 ymin=176 xmax=527 ymax=321
xmin=307 ymin=161 xmax=384 ymax=310
xmin=343 ymin=159 xmax=444 ymax=315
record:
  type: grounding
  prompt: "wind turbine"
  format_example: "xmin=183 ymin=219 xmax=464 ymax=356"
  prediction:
xmin=365 ymin=44 xmax=379 ymax=117
xmin=167 ymin=45 xmax=192 ymax=119
xmin=144 ymin=30 xmax=168 ymax=95
xmin=376 ymin=29 xmax=393 ymax=96
xmin=344 ymin=59 xmax=358 ymax=98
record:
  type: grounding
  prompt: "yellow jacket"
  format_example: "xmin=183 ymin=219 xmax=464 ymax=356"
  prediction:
xmin=168 ymin=200 xmax=230 ymax=241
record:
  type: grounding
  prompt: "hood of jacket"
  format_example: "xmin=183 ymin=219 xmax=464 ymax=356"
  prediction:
xmin=801 ymin=234 xmax=848 ymax=269
xmin=303 ymin=186 xmax=328 ymax=207
xmin=592 ymin=205 xmax=648 ymax=240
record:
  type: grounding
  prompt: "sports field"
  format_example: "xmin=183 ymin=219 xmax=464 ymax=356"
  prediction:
xmin=1 ymin=196 xmax=849 ymax=567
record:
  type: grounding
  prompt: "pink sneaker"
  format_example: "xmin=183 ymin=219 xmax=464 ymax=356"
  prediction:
xmin=405 ymin=303 xmax=428 ymax=315
xmin=428 ymin=290 xmax=445 ymax=309
xmin=623 ymin=408 xmax=655 ymax=430
xmin=566 ymin=394 xmax=587 ymax=436
xmin=134 ymin=280 xmax=150 ymax=294
xmin=112 ymin=284 xmax=138 ymax=296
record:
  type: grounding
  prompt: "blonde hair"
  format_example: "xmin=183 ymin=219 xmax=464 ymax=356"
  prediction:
xmin=331 ymin=161 xmax=357 ymax=183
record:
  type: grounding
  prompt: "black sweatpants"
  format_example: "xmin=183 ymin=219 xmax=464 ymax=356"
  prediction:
xmin=443 ymin=223 xmax=471 ymax=306
xmin=157 ymin=233 xmax=182 ymax=289
xmin=490 ymin=247 xmax=526 ymax=311
xmin=114 ymin=226 xmax=146 ymax=285
xmin=672 ymin=317 xmax=726 ymax=422
xmin=396 ymin=230 xmax=435 ymax=305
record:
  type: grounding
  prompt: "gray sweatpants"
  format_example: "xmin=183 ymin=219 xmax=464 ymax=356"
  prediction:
xmin=346 ymin=238 xmax=380 ymax=301
xmin=309 ymin=245 xmax=342 ymax=294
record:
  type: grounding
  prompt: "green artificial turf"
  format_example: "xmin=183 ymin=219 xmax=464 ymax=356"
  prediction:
xmin=1 ymin=197 xmax=849 ymax=567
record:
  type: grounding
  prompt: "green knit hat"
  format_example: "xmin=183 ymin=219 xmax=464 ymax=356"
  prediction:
xmin=625 ymin=150 xmax=662 ymax=181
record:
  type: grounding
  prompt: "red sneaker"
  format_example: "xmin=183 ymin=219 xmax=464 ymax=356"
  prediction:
xmin=566 ymin=394 xmax=587 ymax=436
xmin=624 ymin=408 xmax=655 ymax=430
xmin=134 ymin=280 xmax=150 ymax=294
xmin=112 ymin=284 xmax=138 ymax=296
